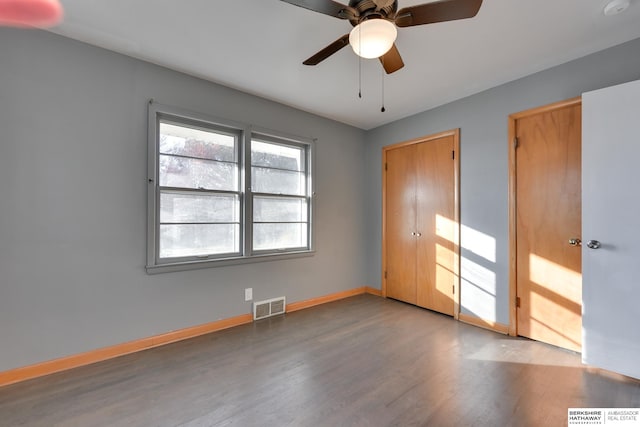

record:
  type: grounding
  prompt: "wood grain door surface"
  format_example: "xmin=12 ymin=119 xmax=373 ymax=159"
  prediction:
xmin=385 ymin=135 xmax=456 ymax=316
xmin=385 ymin=144 xmax=418 ymax=305
xmin=416 ymin=137 xmax=455 ymax=316
xmin=514 ymin=101 xmax=582 ymax=352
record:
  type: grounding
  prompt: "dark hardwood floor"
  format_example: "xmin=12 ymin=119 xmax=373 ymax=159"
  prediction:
xmin=1 ymin=294 xmax=639 ymax=426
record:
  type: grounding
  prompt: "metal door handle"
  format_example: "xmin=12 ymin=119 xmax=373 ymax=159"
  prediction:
xmin=568 ymin=238 xmax=581 ymax=246
xmin=587 ymin=240 xmax=601 ymax=249
xmin=416 ymin=232 xmax=422 ymax=237
xmin=411 ymin=232 xmax=416 ymax=236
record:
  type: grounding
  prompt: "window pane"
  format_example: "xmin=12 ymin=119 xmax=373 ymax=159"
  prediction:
xmin=253 ymin=196 xmax=307 ymax=222
xmin=160 ymin=122 xmax=236 ymax=162
xmin=160 ymin=224 xmax=239 ymax=258
xmin=251 ymin=140 xmax=304 ymax=172
xmin=161 ymin=192 xmax=239 ymax=223
xmin=253 ymin=223 xmax=308 ymax=251
xmin=251 ymin=167 xmax=305 ymax=195
xmin=160 ymin=154 xmax=238 ymax=191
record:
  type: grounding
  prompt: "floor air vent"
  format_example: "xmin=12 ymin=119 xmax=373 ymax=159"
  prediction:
xmin=253 ymin=297 xmax=286 ymax=321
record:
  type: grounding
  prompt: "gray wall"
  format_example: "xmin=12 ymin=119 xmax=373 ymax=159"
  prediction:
xmin=2 ymin=28 xmax=640 ymax=374
xmin=364 ymin=37 xmax=640 ymax=325
xmin=0 ymin=30 xmax=367 ymax=372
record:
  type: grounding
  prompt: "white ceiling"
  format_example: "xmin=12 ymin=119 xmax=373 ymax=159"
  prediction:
xmin=50 ymin=0 xmax=640 ymax=130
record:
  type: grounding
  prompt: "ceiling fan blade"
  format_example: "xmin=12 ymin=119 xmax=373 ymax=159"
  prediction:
xmin=379 ymin=44 xmax=404 ymax=74
xmin=303 ymin=34 xmax=350 ymax=66
xmin=395 ymin=0 xmax=482 ymax=28
xmin=280 ymin=0 xmax=351 ymax=19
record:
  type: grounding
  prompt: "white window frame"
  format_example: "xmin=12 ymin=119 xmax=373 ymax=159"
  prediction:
xmin=146 ymin=102 xmax=315 ymax=274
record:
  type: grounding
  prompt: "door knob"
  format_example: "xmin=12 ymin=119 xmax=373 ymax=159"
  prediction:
xmin=568 ymin=238 xmax=581 ymax=246
xmin=587 ymin=240 xmax=601 ymax=249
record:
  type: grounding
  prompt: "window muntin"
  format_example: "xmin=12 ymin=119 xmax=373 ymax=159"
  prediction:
xmin=147 ymin=104 xmax=314 ymax=273
xmin=253 ymin=196 xmax=308 ymax=222
xmin=159 ymin=122 xmax=236 ymax=162
xmin=159 ymin=121 xmax=238 ymax=191
xmin=159 ymin=155 xmax=238 ymax=191
xmin=160 ymin=192 xmax=239 ymax=223
xmin=159 ymin=223 xmax=240 ymax=258
xmin=251 ymin=138 xmax=310 ymax=253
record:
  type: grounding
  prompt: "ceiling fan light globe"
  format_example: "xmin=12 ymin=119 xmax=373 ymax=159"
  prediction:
xmin=349 ymin=19 xmax=397 ymax=59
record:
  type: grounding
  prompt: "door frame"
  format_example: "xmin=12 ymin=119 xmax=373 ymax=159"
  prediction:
xmin=382 ymin=128 xmax=461 ymax=319
xmin=507 ymin=97 xmax=582 ymax=336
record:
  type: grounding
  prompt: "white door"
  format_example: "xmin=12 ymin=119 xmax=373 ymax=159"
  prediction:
xmin=582 ymin=79 xmax=640 ymax=380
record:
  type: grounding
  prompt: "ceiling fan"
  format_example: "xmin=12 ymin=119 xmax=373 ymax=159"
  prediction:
xmin=281 ymin=0 xmax=483 ymax=74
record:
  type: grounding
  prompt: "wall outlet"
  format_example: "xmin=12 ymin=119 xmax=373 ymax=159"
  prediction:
xmin=244 ymin=288 xmax=253 ymax=301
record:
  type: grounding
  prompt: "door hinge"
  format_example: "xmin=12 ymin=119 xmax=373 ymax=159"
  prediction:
xmin=384 ymin=271 xmax=387 ymax=279
xmin=452 ymin=150 xmax=455 ymax=160
xmin=516 ymin=296 xmax=521 ymax=308
xmin=452 ymin=285 xmax=455 ymax=294
xmin=514 ymin=137 xmax=519 ymax=149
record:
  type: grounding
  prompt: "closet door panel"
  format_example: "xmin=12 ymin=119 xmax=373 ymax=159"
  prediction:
xmin=416 ymin=136 xmax=456 ymax=315
xmin=385 ymin=144 xmax=417 ymax=304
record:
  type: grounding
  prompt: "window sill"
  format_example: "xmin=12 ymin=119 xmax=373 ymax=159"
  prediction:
xmin=145 ymin=250 xmax=315 ymax=274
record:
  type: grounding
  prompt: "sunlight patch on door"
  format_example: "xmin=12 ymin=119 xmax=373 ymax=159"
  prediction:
xmin=436 ymin=243 xmax=455 ymax=298
xmin=529 ymin=253 xmax=581 ymax=305
xmin=435 ymin=214 xmax=456 ymax=244
xmin=529 ymin=315 xmax=581 ymax=349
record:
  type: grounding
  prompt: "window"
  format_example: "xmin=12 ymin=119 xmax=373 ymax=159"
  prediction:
xmin=251 ymin=137 xmax=309 ymax=252
xmin=157 ymin=120 xmax=241 ymax=259
xmin=147 ymin=103 xmax=314 ymax=273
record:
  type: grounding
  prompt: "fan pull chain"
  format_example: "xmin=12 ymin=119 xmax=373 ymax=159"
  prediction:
xmin=381 ymin=58 xmax=386 ymax=112
xmin=358 ymin=55 xmax=362 ymax=98
xmin=358 ymin=25 xmax=362 ymax=99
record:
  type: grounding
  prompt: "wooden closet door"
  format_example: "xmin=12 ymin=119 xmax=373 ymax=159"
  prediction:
xmin=385 ymin=144 xmax=417 ymax=304
xmin=513 ymin=100 xmax=582 ymax=352
xmin=416 ymin=136 xmax=456 ymax=315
